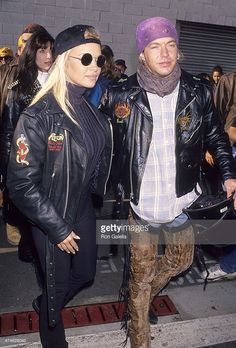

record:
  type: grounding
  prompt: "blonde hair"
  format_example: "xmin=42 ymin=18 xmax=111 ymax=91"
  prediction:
xmin=31 ymin=50 xmax=76 ymax=122
xmin=31 ymin=27 xmax=101 ymax=123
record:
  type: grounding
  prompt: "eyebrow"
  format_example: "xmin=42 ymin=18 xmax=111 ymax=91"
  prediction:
xmin=149 ymin=39 xmax=176 ymax=46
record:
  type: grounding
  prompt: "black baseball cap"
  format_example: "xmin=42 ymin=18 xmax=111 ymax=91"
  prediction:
xmin=54 ymin=24 xmax=101 ymax=58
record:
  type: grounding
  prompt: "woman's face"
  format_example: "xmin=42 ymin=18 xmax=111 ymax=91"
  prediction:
xmin=35 ymin=42 xmax=53 ymax=72
xmin=65 ymin=43 xmax=102 ymax=88
xmin=212 ymin=71 xmax=222 ymax=84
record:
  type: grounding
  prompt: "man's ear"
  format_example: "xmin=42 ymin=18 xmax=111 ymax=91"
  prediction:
xmin=139 ymin=52 xmax=145 ymax=64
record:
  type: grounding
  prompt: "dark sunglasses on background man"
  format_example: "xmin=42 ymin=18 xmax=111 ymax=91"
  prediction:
xmin=0 ymin=55 xmax=13 ymax=63
xmin=69 ymin=53 xmax=106 ymax=68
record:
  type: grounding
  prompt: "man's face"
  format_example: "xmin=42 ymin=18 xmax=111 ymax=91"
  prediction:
xmin=115 ymin=64 xmax=126 ymax=76
xmin=140 ymin=37 xmax=178 ymax=77
xmin=0 ymin=55 xmax=12 ymax=65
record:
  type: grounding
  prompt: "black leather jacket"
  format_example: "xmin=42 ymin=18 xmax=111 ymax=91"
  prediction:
xmin=103 ymin=70 xmax=236 ymax=206
xmin=0 ymin=79 xmax=41 ymax=187
xmin=7 ymin=93 xmax=113 ymax=244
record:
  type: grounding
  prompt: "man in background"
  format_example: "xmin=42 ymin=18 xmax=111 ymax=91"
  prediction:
xmin=0 ymin=47 xmax=13 ymax=66
xmin=114 ymin=58 xmax=128 ymax=83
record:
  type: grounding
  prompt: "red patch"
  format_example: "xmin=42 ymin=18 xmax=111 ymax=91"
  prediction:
xmin=48 ymin=133 xmax=64 ymax=152
xmin=16 ymin=134 xmax=29 ymax=165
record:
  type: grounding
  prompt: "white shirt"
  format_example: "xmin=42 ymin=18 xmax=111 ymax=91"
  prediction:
xmin=131 ymin=83 xmax=199 ymax=225
xmin=37 ymin=70 xmax=49 ymax=86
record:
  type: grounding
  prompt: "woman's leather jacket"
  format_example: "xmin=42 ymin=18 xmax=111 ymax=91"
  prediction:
xmin=7 ymin=93 xmax=113 ymax=244
xmin=103 ymin=69 xmax=236 ymax=207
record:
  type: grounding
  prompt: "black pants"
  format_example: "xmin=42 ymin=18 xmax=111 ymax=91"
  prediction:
xmin=32 ymin=198 xmax=97 ymax=348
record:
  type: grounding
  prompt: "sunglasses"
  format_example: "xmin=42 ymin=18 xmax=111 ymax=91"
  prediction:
xmin=0 ymin=56 xmax=12 ymax=61
xmin=69 ymin=53 xmax=105 ymax=68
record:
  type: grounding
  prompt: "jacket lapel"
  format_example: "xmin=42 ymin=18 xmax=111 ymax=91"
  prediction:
xmin=175 ymin=74 xmax=196 ymax=118
xmin=130 ymin=88 xmax=153 ymax=121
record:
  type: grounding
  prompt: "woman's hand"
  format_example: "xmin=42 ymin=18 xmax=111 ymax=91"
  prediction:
xmin=205 ymin=150 xmax=214 ymax=166
xmin=57 ymin=231 xmax=80 ymax=254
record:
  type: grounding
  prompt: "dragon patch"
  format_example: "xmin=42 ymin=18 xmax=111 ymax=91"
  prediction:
xmin=16 ymin=134 xmax=29 ymax=165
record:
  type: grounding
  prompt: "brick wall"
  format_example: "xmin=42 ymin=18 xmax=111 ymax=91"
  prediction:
xmin=1 ymin=0 xmax=236 ymax=74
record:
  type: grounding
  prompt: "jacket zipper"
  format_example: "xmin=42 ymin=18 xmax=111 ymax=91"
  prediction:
xmin=103 ymin=118 xmax=113 ymax=195
xmin=83 ymin=97 xmax=113 ymax=195
xmin=176 ymin=97 xmax=203 ymax=144
xmin=129 ymin=112 xmax=138 ymax=200
xmin=63 ymin=130 xmax=70 ymax=218
xmin=48 ymin=172 xmax=55 ymax=198
xmin=176 ymin=97 xmax=196 ymax=118
xmin=175 ymin=96 xmax=197 ymax=194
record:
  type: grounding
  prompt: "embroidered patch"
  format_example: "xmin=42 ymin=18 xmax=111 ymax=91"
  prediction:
xmin=178 ymin=112 xmax=191 ymax=132
xmin=48 ymin=133 xmax=64 ymax=152
xmin=115 ymin=102 xmax=131 ymax=123
xmin=16 ymin=134 xmax=29 ymax=165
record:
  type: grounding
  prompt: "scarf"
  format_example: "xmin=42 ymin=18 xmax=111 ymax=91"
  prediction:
xmin=137 ymin=61 xmax=181 ymax=97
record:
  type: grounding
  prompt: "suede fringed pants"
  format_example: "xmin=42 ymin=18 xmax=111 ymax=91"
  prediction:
xmin=128 ymin=213 xmax=195 ymax=348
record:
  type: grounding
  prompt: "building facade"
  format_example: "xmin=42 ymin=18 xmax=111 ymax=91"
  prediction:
xmin=0 ymin=0 xmax=236 ymax=75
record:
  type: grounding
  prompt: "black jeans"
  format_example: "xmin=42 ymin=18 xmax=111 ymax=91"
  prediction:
xmin=32 ymin=198 xmax=97 ymax=348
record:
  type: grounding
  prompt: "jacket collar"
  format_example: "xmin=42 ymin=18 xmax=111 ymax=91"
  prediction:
xmin=175 ymin=70 xmax=198 ymax=117
xmin=126 ymin=70 xmax=198 ymax=120
xmin=126 ymin=74 xmax=152 ymax=120
xmin=43 ymin=93 xmax=106 ymax=145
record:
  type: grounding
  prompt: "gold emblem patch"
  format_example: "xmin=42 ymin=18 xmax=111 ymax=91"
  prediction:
xmin=178 ymin=112 xmax=191 ymax=132
xmin=115 ymin=102 xmax=131 ymax=122
xmin=16 ymin=134 xmax=29 ymax=165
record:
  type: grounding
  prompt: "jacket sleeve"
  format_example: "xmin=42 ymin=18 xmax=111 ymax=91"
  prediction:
xmin=0 ymin=90 xmax=23 ymax=186
xmin=203 ymin=85 xmax=236 ymax=181
xmin=214 ymin=75 xmax=230 ymax=125
xmin=6 ymin=112 xmax=72 ymax=244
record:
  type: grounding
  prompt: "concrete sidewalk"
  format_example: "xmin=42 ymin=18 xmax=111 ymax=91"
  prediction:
xmin=1 ymin=280 xmax=236 ymax=348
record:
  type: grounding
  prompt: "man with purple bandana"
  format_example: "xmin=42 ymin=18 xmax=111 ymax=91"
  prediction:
xmin=103 ymin=17 xmax=236 ymax=347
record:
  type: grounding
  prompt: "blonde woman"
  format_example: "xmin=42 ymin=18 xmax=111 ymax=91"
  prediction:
xmin=7 ymin=25 xmax=112 ymax=348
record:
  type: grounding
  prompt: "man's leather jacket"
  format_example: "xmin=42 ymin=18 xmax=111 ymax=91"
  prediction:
xmin=103 ymin=69 xmax=236 ymax=207
xmin=7 ymin=93 xmax=113 ymax=244
xmin=214 ymin=71 xmax=236 ymax=132
xmin=0 ymin=57 xmax=18 ymax=121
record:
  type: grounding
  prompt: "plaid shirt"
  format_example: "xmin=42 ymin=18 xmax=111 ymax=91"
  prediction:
xmin=131 ymin=83 xmax=199 ymax=225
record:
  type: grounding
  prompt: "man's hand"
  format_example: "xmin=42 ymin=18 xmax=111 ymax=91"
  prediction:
xmin=57 ymin=231 xmax=80 ymax=254
xmin=224 ymin=179 xmax=236 ymax=209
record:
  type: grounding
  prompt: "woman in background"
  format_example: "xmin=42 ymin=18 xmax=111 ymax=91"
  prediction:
xmin=0 ymin=30 xmax=54 ymax=255
xmin=211 ymin=65 xmax=223 ymax=95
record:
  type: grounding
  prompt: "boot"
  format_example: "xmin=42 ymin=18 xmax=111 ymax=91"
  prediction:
xmin=6 ymin=223 xmax=21 ymax=246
